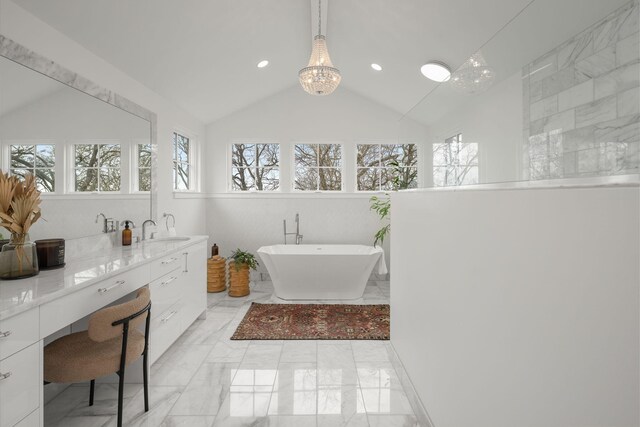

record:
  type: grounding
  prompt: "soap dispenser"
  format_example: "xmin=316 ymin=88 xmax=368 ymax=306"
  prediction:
xmin=122 ymin=221 xmax=132 ymax=246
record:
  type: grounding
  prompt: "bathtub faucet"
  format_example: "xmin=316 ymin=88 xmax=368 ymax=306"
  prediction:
xmin=283 ymin=213 xmax=303 ymax=245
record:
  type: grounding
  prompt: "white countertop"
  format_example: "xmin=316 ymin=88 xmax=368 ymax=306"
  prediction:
xmin=0 ymin=235 xmax=208 ymax=320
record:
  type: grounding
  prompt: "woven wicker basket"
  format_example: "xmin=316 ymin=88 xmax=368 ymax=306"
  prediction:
xmin=228 ymin=262 xmax=250 ymax=297
xmin=207 ymin=256 xmax=226 ymax=293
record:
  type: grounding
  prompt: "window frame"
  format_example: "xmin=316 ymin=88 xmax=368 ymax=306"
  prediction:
xmin=291 ymin=142 xmax=344 ymax=192
xmin=3 ymin=140 xmax=59 ymax=194
xmin=355 ymin=142 xmax=419 ymax=192
xmin=0 ymin=139 xmax=155 ymax=198
xmin=68 ymin=139 xmax=124 ymax=194
xmin=172 ymin=129 xmax=199 ymax=193
xmin=132 ymin=140 xmax=152 ymax=193
xmin=432 ymin=133 xmax=480 ymax=187
xmin=229 ymin=142 xmax=281 ymax=192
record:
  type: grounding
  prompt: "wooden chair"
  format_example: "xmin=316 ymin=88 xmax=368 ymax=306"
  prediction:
xmin=44 ymin=287 xmax=151 ymax=427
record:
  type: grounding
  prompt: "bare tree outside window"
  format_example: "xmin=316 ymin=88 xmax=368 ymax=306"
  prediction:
xmin=10 ymin=144 xmax=55 ymax=192
xmin=294 ymin=144 xmax=342 ymax=191
xmin=138 ymin=143 xmax=151 ymax=192
xmin=173 ymin=132 xmax=191 ymax=191
xmin=231 ymin=143 xmax=280 ymax=191
xmin=74 ymin=143 xmax=121 ymax=192
xmin=357 ymin=144 xmax=418 ymax=191
xmin=433 ymin=134 xmax=479 ymax=186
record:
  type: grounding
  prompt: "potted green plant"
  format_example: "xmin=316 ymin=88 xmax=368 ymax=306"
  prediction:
xmin=370 ymin=196 xmax=391 ymax=247
xmin=370 ymin=160 xmax=415 ymax=247
xmin=228 ymin=249 xmax=259 ymax=297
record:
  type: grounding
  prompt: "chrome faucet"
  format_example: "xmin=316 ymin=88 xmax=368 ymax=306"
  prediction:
xmin=141 ymin=219 xmax=157 ymax=241
xmin=95 ymin=213 xmax=116 ymax=233
xmin=162 ymin=213 xmax=176 ymax=231
xmin=283 ymin=213 xmax=303 ymax=245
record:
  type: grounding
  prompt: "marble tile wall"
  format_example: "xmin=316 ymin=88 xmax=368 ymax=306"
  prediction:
xmin=522 ymin=0 xmax=640 ymax=180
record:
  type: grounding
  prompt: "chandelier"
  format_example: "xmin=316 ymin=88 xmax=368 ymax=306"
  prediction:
xmin=299 ymin=0 xmax=341 ymax=95
xmin=450 ymin=52 xmax=496 ymax=94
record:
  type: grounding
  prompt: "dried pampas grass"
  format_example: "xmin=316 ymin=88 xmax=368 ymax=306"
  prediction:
xmin=0 ymin=172 xmax=42 ymax=237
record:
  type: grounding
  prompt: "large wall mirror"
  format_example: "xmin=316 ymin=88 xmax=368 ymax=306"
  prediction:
xmin=400 ymin=0 xmax=639 ymax=187
xmin=0 ymin=35 xmax=157 ymax=240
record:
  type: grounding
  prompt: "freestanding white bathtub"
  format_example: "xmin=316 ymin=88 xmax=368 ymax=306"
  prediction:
xmin=257 ymin=244 xmax=384 ymax=300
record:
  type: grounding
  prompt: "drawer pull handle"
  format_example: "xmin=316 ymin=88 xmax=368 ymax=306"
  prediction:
xmin=161 ymin=257 xmax=178 ymax=265
xmin=0 ymin=372 xmax=11 ymax=381
xmin=161 ymin=310 xmax=178 ymax=323
xmin=0 ymin=330 xmax=11 ymax=338
xmin=183 ymin=252 xmax=189 ymax=273
xmin=98 ymin=280 xmax=126 ymax=294
xmin=161 ymin=276 xmax=178 ymax=286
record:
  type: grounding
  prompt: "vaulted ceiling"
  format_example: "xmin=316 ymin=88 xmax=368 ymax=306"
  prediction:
xmin=12 ymin=0 xmax=630 ymax=125
xmin=12 ymin=0 xmax=533 ymax=123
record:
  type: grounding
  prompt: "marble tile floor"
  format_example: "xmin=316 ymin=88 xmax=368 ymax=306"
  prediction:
xmin=44 ymin=280 xmax=422 ymax=427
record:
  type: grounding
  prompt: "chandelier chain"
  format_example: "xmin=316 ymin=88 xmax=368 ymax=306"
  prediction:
xmin=318 ymin=0 xmax=322 ymax=37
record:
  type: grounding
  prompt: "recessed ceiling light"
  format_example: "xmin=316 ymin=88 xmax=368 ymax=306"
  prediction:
xmin=257 ymin=60 xmax=269 ymax=68
xmin=371 ymin=63 xmax=383 ymax=71
xmin=420 ymin=61 xmax=451 ymax=82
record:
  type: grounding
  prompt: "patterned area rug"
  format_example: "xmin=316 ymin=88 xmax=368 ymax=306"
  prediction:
xmin=231 ymin=303 xmax=390 ymax=340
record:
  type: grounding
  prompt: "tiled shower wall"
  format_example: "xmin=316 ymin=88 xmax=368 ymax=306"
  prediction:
xmin=522 ymin=0 xmax=639 ymax=180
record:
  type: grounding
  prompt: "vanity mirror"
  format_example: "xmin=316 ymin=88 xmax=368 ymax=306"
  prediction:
xmin=0 ymin=35 xmax=157 ymax=240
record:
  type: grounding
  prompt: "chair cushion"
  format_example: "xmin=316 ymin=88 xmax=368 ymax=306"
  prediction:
xmin=44 ymin=330 xmax=146 ymax=383
xmin=89 ymin=287 xmax=150 ymax=342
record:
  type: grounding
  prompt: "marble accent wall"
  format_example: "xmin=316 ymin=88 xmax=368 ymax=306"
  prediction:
xmin=522 ymin=0 xmax=639 ymax=180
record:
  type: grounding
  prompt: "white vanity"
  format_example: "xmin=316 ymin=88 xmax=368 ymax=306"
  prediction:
xmin=0 ymin=235 xmax=208 ymax=427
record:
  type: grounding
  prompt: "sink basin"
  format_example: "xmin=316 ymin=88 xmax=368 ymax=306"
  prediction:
xmin=144 ymin=236 xmax=190 ymax=243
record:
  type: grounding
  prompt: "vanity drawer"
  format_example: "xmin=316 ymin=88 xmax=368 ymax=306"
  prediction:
xmin=149 ymin=252 xmax=183 ymax=282
xmin=0 ymin=343 xmax=40 ymax=427
xmin=0 ymin=308 xmax=39 ymax=361
xmin=149 ymin=301 xmax=183 ymax=363
xmin=149 ymin=270 xmax=182 ymax=320
xmin=40 ymin=266 xmax=150 ymax=338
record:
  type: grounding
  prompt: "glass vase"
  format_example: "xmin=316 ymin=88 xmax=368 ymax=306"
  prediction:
xmin=0 ymin=233 xmax=39 ymax=280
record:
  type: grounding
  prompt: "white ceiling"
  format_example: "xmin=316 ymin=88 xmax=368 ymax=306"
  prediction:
xmin=13 ymin=0 xmax=539 ymax=124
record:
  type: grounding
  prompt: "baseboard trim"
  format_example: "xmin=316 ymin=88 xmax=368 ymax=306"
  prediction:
xmin=387 ymin=342 xmax=435 ymax=427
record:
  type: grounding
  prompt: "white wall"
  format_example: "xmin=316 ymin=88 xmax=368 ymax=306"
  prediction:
xmin=206 ymin=86 xmax=428 ymax=266
xmin=0 ymin=0 xmax=207 ymax=237
xmin=391 ymin=185 xmax=640 ymax=427
xmin=423 ymin=72 xmax=523 ymax=186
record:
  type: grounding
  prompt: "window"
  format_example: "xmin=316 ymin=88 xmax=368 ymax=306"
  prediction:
xmin=433 ymin=134 xmax=479 ymax=186
xmin=10 ymin=143 xmax=55 ymax=192
xmin=231 ymin=143 xmax=280 ymax=191
xmin=357 ymin=143 xmax=418 ymax=191
xmin=137 ymin=143 xmax=152 ymax=192
xmin=294 ymin=143 xmax=342 ymax=191
xmin=74 ymin=143 xmax=121 ymax=192
xmin=173 ymin=132 xmax=192 ymax=191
